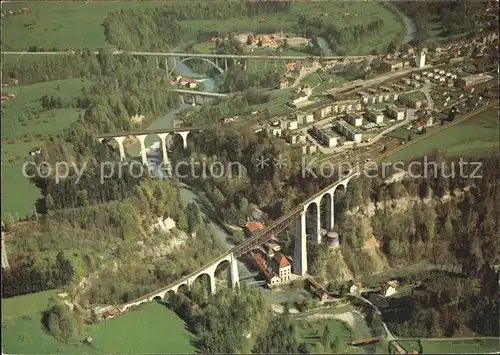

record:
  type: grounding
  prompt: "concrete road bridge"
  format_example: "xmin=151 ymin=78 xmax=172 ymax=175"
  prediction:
xmin=2 ymin=51 xmax=368 ymax=61
xmin=115 ymin=169 xmax=360 ymax=311
xmin=3 ymin=51 xmax=369 ymax=75
xmin=97 ymin=127 xmax=203 ymax=167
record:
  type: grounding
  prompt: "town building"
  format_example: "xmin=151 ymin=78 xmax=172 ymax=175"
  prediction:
xmin=307 ymin=278 xmax=330 ymax=302
xmin=265 ymin=242 xmax=281 ymax=258
xmin=300 ymin=144 xmax=318 ymax=155
xmin=386 ymin=104 xmax=406 ymax=120
xmin=295 ymin=112 xmax=314 ymax=125
xmin=398 ymin=92 xmax=426 ymax=109
xmin=349 ymin=280 xmax=362 ymax=294
xmin=381 ymin=280 xmax=398 ymax=297
xmin=456 ymin=73 xmax=494 ymax=87
xmin=366 ymin=108 xmax=384 ymax=124
xmin=252 ymin=252 xmax=281 ymax=286
xmin=280 ymin=77 xmax=289 ymax=89
xmin=315 ymin=105 xmax=333 ymax=120
xmin=381 ymin=59 xmax=410 ymax=72
xmin=345 ymin=111 xmax=363 ymax=127
xmin=273 ymin=252 xmax=292 ymax=282
xmin=334 ymin=120 xmax=362 ymax=143
xmin=415 ymin=51 xmax=426 ymax=68
xmin=29 ymin=147 xmax=42 ymax=156
xmin=245 ymin=221 xmax=265 ymax=236
xmin=286 ymin=133 xmax=307 ymax=145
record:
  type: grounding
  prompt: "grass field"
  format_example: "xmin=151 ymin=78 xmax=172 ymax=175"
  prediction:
xmin=2 ymin=291 xmax=196 ymax=354
xmin=296 ymin=319 xmax=357 ymax=354
xmin=1 ymin=78 xmax=92 ymax=137
xmin=1 ymin=2 xmax=161 ymax=51
xmin=398 ymin=339 xmax=500 ymax=354
xmin=385 ymin=107 xmax=499 ymax=161
xmin=2 ymin=1 xmax=405 ymax=55
xmin=1 ymin=78 xmax=93 ymax=219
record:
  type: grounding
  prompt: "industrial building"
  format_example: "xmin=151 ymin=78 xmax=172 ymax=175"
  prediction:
xmin=456 ymin=73 xmax=494 ymax=87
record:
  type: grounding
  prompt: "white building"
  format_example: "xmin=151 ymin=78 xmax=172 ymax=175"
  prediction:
xmin=334 ymin=120 xmax=362 ymax=143
xmin=382 ymin=281 xmax=398 ymax=297
xmin=386 ymin=105 xmax=406 ymax=120
xmin=366 ymin=108 xmax=384 ymax=124
xmin=346 ymin=111 xmax=363 ymax=127
xmin=274 ymin=253 xmax=291 ymax=282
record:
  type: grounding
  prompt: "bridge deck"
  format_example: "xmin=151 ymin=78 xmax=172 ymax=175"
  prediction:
xmin=172 ymin=89 xmax=228 ymax=97
xmin=116 ymin=170 xmax=359 ymax=307
xmin=2 ymin=51 xmax=367 ymax=61
xmin=97 ymin=127 xmax=204 ymax=138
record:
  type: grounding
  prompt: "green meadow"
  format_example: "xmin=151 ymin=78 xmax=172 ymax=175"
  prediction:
xmin=2 ymin=1 xmax=405 ymax=55
xmin=2 ymin=291 xmax=197 ymax=354
xmin=1 ymin=78 xmax=92 ymax=219
xmin=386 ymin=107 xmax=499 ymax=161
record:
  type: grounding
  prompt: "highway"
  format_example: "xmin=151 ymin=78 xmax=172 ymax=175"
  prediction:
xmin=2 ymin=50 xmax=368 ymax=61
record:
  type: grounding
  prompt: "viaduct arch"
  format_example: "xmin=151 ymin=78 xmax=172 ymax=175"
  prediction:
xmin=168 ymin=57 xmax=225 ymax=77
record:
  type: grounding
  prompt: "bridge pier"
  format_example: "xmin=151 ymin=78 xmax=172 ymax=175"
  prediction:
xmin=327 ymin=195 xmax=334 ymax=231
xmin=224 ymin=59 xmax=228 ymax=70
xmin=156 ymin=133 xmax=171 ymax=173
xmin=105 ymin=136 xmax=127 ymax=162
xmin=165 ymin=57 xmax=169 ymax=73
xmin=229 ymin=254 xmax=240 ymax=290
xmin=294 ymin=212 xmax=307 ymax=276
xmin=177 ymin=131 xmax=190 ymax=149
xmin=191 ymin=95 xmax=196 ymax=106
xmin=135 ymin=134 xmax=149 ymax=166
xmin=315 ymin=201 xmax=322 ymax=244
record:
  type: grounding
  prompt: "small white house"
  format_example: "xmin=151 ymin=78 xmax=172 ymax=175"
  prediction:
xmin=381 ymin=281 xmax=398 ymax=297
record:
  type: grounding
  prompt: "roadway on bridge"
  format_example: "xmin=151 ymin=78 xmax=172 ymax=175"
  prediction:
xmin=2 ymin=51 xmax=368 ymax=61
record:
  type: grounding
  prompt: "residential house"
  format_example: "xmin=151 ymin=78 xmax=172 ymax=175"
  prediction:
xmin=29 ymin=147 xmax=42 ymax=156
xmin=252 ymin=252 xmax=280 ymax=286
xmin=307 ymin=278 xmax=329 ymax=302
xmin=245 ymin=221 xmax=265 ymax=236
xmin=349 ymin=280 xmax=362 ymax=294
xmin=265 ymin=125 xmax=282 ymax=137
xmin=280 ymin=76 xmax=289 ymax=89
xmin=381 ymin=280 xmax=398 ymax=297
xmin=273 ymin=252 xmax=291 ymax=282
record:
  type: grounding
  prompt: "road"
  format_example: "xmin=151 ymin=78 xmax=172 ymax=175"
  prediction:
xmin=2 ymin=50 xmax=368 ymax=61
xmin=325 ymin=65 xmax=435 ymax=96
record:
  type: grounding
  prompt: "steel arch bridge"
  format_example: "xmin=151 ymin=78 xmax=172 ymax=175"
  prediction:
xmin=168 ymin=57 xmax=225 ymax=77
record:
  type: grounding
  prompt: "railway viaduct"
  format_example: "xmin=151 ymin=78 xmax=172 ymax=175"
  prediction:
xmin=97 ymin=127 xmax=204 ymax=167
xmin=116 ymin=169 xmax=360 ymax=311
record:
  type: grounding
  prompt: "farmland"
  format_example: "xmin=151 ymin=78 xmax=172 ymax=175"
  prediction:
xmin=385 ymin=106 xmax=499 ymax=162
xmin=398 ymin=338 xmax=500 ymax=354
xmin=2 ymin=291 xmax=197 ymax=354
xmin=2 ymin=1 xmax=405 ymax=55
xmin=1 ymin=78 xmax=92 ymax=219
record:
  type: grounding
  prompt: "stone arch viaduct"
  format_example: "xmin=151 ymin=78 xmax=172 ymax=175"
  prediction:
xmin=97 ymin=127 xmax=203 ymax=167
xmin=116 ymin=169 xmax=360 ymax=312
